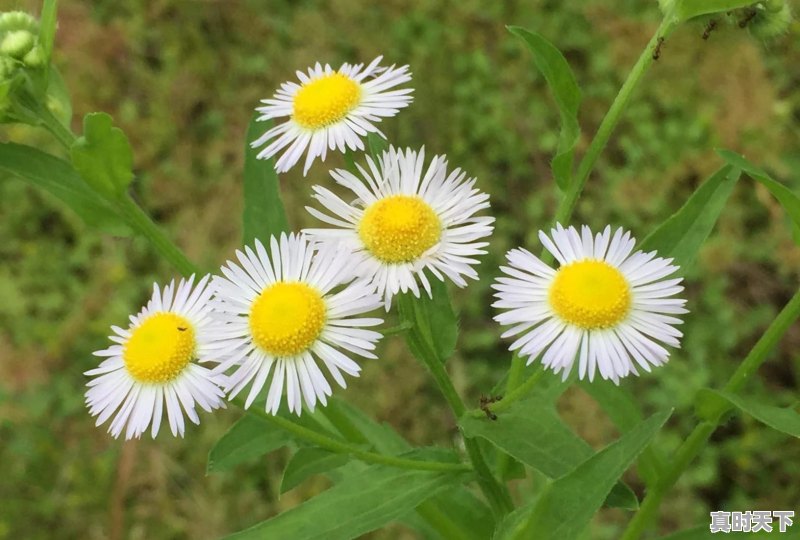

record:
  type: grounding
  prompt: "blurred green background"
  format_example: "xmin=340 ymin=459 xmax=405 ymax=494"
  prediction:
xmin=1 ymin=1 xmax=799 ymax=538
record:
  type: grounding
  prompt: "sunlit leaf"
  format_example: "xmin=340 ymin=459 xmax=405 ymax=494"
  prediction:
xmin=0 ymin=142 xmax=128 ymax=234
xmin=242 ymin=115 xmax=288 ymax=246
xmin=508 ymin=26 xmax=581 ymax=191
xmin=640 ymin=165 xmax=740 ymax=270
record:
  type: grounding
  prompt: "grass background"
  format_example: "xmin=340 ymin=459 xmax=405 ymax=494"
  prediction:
xmin=1 ymin=0 xmax=799 ymax=538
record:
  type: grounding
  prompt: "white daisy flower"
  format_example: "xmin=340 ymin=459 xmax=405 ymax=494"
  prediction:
xmin=252 ymin=56 xmax=413 ymax=175
xmin=210 ymin=233 xmax=384 ymax=415
xmin=304 ymin=146 xmax=495 ymax=309
xmin=85 ymin=275 xmax=226 ymax=440
xmin=493 ymin=224 xmax=688 ymax=383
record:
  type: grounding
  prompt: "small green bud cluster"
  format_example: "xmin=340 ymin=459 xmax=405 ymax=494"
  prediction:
xmin=747 ymin=0 xmax=793 ymax=39
xmin=0 ymin=11 xmax=44 ymax=74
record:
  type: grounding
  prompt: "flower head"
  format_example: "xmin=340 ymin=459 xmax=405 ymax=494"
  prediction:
xmin=304 ymin=147 xmax=495 ymax=309
xmin=210 ymin=233 xmax=383 ymax=415
xmin=252 ymin=56 xmax=413 ymax=175
xmin=84 ymin=275 xmax=226 ymax=439
xmin=493 ymin=225 xmax=688 ymax=383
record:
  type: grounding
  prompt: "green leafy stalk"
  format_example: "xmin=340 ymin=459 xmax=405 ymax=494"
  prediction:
xmin=621 ymin=288 xmax=800 ymax=539
xmin=240 ymin=403 xmax=472 ymax=474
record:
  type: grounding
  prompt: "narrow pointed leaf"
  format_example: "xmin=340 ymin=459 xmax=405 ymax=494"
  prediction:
xmin=717 ymin=149 xmax=800 ymax=244
xmin=697 ymin=388 xmax=800 ymax=438
xmin=243 ymin=115 xmax=288 ymax=246
xmin=508 ymin=26 xmax=581 ymax=191
xmin=397 ymin=279 xmax=459 ymax=364
xmin=640 ymin=165 xmax=740 ymax=270
xmin=207 ymin=414 xmax=292 ymax=473
xmin=676 ymin=0 xmax=758 ymax=21
xmin=503 ymin=410 xmax=672 ymax=540
xmin=280 ymin=448 xmax=349 ymax=493
xmin=39 ymin=0 xmax=58 ymax=62
xmin=0 ymin=142 xmax=128 ymax=234
xmin=225 ymin=460 xmax=466 ymax=540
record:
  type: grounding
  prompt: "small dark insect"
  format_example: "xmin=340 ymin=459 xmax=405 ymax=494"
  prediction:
xmin=652 ymin=37 xmax=665 ymax=60
xmin=739 ymin=10 xmax=757 ymax=28
xmin=702 ymin=19 xmax=718 ymax=40
xmin=177 ymin=327 xmax=188 ymax=332
xmin=479 ymin=395 xmax=503 ymax=421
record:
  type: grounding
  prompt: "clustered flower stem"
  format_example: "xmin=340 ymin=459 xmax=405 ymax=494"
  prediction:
xmin=621 ymin=287 xmax=800 ymax=539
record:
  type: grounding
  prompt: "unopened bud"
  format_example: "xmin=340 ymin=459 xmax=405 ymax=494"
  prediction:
xmin=22 ymin=44 xmax=44 ymax=67
xmin=750 ymin=2 xmax=793 ymax=39
xmin=1 ymin=29 xmax=35 ymax=59
xmin=0 ymin=11 xmax=38 ymax=34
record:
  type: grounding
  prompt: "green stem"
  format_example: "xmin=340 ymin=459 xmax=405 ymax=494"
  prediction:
xmin=399 ymin=299 xmax=514 ymax=516
xmin=551 ymin=15 xmax=678 ymax=230
xmin=381 ymin=321 xmax=414 ymax=337
xmin=243 ymin=404 xmax=472 ymax=473
xmin=621 ymin=288 xmax=800 ymax=540
xmin=37 ymin=103 xmax=77 ymax=149
xmin=469 ymin=366 xmax=544 ymax=418
xmin=114 ymin=194 xmax=200 ymax=277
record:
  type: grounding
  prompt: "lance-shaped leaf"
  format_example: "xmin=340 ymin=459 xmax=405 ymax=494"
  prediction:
xmin=717 ymin=149 xmax=800 ymax=244
xmin=508 ymin=26 xmax=581 ymax=192
xmin=225 ymin=451 xmax=468 ymax=540
xmin=280 ymin=448 xmax=350 ymax=493
xmin=38 ymin=0 xmax=58 ymax=62
xmin=71 ymin=112 xmax=133 ymax=198
xmin=397 ymin=279 xmax=459 ymax=364
xmin=497 ymin=410 xmax=672 ymax=540
xmin=640 ymin=165 xmax=741 ymax=270
xmin=460 ymin=390 xmax=638 ymax=510
xmin=243 ymin=115 xmax=288 ymax=246
xmin=0 ymin=142 xmax=128 ymax=234
xmin=696 ymin=388 xmax=800 ymax=438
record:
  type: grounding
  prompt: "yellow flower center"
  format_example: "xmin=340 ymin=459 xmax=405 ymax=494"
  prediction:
xmin=548 ymin=260 xmax=632 ymax=329
xmin=249 ymin=282 xmax=327 ymax=357
xmin=123 ymin=313 xmax=195 ymax=383
xmin=292 ymin=73 xmax=362 ymax=129
xmin=358 ymin=195 xmax=442 ymax=264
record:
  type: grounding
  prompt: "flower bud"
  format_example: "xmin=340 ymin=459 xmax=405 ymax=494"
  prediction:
xmin=0 ymin=11 xmax=38 ymax=34
xmin=1 ymin=29 xmax=35 ymax=59
xmin=750 ymin=2 xmax=793 ymax=39
xmin=22 ymin=44 xmax=44 ymax=67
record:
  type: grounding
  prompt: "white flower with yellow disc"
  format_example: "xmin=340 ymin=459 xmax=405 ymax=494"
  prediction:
xmin=84 ymin=275 xmax=226 ymax=440
xmin=210 ymin=233 xmax=383 ymax=415
xmin=304 ymin=146 xmax=495 ymax=309
xmin=493 ymin=225 xmax=688 ymax=383
xmin=252 ymin=56 xmax=413 ymax=175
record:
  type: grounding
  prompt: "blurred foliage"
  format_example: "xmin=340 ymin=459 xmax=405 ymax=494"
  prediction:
xmin=0 ymin=0 xmax=798 ymax=539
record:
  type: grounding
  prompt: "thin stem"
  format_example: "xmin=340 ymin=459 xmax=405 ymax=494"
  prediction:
xmin=242 ymin=404 xmax=472 ymax=473
xmin=469 ymin=366 xmax=544 ymax=418
xmin=551 ymin=15 xmax=678 ymax=230
xmin=37 ymin=102 xmax=77 ymax=149
xmin=402 ymin=313 xmax=514 ymax=516
xmin=114 ymin=194 xmax=200 ymax=277
xmin=621 ymin=288 xmax=800 ymax=540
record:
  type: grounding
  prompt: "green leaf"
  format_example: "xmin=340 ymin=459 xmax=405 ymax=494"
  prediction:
xmin=460 ymin=391 xmax=638 ymax=509
xmin=45 ymin=66 xmax=72 ymax=127
xmin=39 ymin=0 xmax=58 ymax=62
xmin=70 ymin=112 xmax=133 ymax=198
xmin=367 ymin=132 xmax=388 ymax=160
xmin=504 ymin=410 xmax=672 ymax=540
xmin=717 ymin=149 xmax=800 ymax=243
xmin=696 ymin=388 xmax=800 ymax=438
xmin=675 ymin=0 xmax=756 ymax=21
xmin=397 ymin=279 xmax=459 ymax=364
xmin=243 ymin=114 xmax=288 ymax=246
xmin=280 ymin=448 xmax=350 ymax=493
xmin=508 ymin=26 xmax=581 ymax=192
xmin=224 ymin=462 xmax=465 ymax=540
xmin=580 ymin=380 xmax=665 ymax=485
xmin=207 ymin=414 xmax=293 ymax=473
xmin=640 ymin=165 xmax=741 ymax=270
xmin=0 ymin=142 xmax=128 ymax=234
